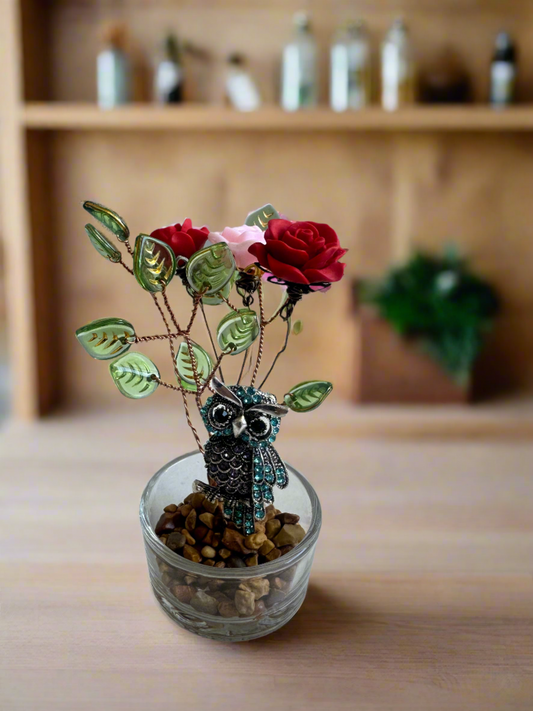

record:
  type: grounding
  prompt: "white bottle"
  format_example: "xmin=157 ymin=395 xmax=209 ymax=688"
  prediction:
xmin=154 ymin=34 xmax=184 ymax=104
xmin=97 ymin=24 xmax=130 ymax=109
xmin=281 ymin=12 xmax=318 ymax=112
xmin=381 ymin=18 xmax=415 ymax=111
xmin=225 ymin=54 xmax=261 ymax=112
xmin=490 ymin=32 xmax=517 ymax=107
xmin=330 ymin=20 xmax=371 ymax=112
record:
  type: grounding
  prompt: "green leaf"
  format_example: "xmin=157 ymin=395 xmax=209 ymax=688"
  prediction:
xmin=292 ymin=320 xmax=303 ymax=335
xmin=245 ymin=204 xmax=280 ymax=231
xmin=186 ymin=243 xmax=235 ymax=296
xmin=83 ymin=201 xmax=130 ymax=242
xmin=76 ymin=317 xmax=135 ymax=360
xmin=109 ymin=352 xmax=160 ymax=399
xmin=85 ymin=224 xmax=121 ymax=263
xmin=284 ymin=380 xmax=333 ymax=413
xmin=217 ymin=308 xmax=259 ymax=355
xmin=134 ymin=234 xmax=176 ymax=292
xmin=202 ymin=272 xmax=236 ymax=306
xmin=176 ymin=341 xmax=213 ymax=391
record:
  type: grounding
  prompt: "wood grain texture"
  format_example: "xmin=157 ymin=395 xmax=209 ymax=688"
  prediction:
xmin=0 ymin=412 xmax=532 ymax=710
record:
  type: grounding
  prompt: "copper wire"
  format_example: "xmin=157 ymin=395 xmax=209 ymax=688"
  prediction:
xmin=250 ymin=281 xmax=265 ymax=387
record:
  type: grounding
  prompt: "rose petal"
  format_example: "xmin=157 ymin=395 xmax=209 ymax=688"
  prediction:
xmin=266 ymin=254 xmax=309 ymax=284
xmin=306 ymin=222 xmax=340 ymax=247
xmin=265 ymin=219 xmax=293 ymax=241
xmin=283 ymin=235 xmax=309 ymax=251
xmin=304 ymin=246 xmax=342 ymax=270
xmin=268 ymin=240 xmax=309 ymax=267
xmin=303 ymin=261 xmax=346 ymax=284
xmin=171 ymin=232 xmax=196 ymax=259
xmin=249 ymin=242 xmax=269 ymax=267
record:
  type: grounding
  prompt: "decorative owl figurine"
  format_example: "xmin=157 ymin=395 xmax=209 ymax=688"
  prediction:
xmin=194 ymin=377 xmax=289 ymax=536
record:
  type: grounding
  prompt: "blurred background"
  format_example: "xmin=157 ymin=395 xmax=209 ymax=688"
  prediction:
xmin=1 ymin=0 xmax=533 ymax=434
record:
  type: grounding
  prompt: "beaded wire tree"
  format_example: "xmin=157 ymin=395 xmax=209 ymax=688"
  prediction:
xmin=76 ymin=202 xmax=347 ymax=535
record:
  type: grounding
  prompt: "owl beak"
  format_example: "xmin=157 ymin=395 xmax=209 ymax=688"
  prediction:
xmin=232 ymin=414 xmax=248 ymax=438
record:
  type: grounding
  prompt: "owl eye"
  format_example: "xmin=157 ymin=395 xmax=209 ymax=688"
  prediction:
xmin=210 ymin=403 xmax=233 ymax=429
xmin=247 ymin=415 xmax=271 ymax=439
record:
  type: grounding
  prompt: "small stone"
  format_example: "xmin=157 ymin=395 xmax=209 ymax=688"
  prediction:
xmin=279 ymin=544 xmax=295 ymax=556
xmin=181 ymin=529 xmax=195 ymax=545
xmin=275 ymin=512 xmax=300 ymax=525
xmin=203 ymin=559 xmax=215 ymax=566
xmin=159 ymin=534 xmax=168 ymax=545
xmin=239 ymin=578 xmax=270 ymax=600
xmin=265 ymin=519 xmax=282 ymax=540
xmin=273 ymin=524 xmax=306 ymax=547
xmin=265 ymin=589 xmax=286 ymax=608
xmin=259 ymin=539 xmax=275 ymax=556
xmin=155 ymin=512 xmax=180 ymax=535
xmin=185 ymin=509 xmax=197 ymax=532
xmin=281 ymin=565 xmax=297 ymax=583
xmin=211 ymin=533 xmax=221 ymax=548
xmin=234 ymin=590 xmax=256 ymax=616
xmin=183 ymin=544 xmax=202 ymax=563
xmin=171 ymin=584 xmax=194 ymax=604
xmin=203 ymin=530 xmax=214 ymax=546
xmin=202 ymin=498 xmax=219 ymax=514
xmin=179 ymin=504 xmax=192 ymax=517
xmin=264 ymin=504 xmax=277 ymax=521
xmin=254 ymin=600 xmax=267 ymax=616
xmin=254 ymin=523 xmax=266 ymax=534
xmin=199 ymin=512 xmax=215 ymax=529
xmin=185 ymin=492 xmax=205 ymax=509
xmin=166 ymin=531 xmax=186 ymax=551
xmin=193 ymin=525 xmax=209 ymax=541
xmin=190 ymin=591 xmax=219 ymax=615
xmin=265 ymin=547 xmax=281 ymax=562
xmin=219 ymin=548 xmax=231 ymax=560
xmin=245 ymin=554 xmax=259 ymax=566
xmin=221 ymin=528 xmax=253 ymax=554
xmin=215 ymin=561 xmax=226 ymax=568
xmin=164 ymin=504 xmax=178 ymax=513
xmin=244 ymin=532 xmax=267 ymax=550
xmin=272 ymin=577 xmax=288 ymax=591
xmin=201 ymin=545 xmax=216 ymax=559
xmin=218 ymin=601 xmax=239 ymax=618
xmin=210 ymin=590 xmax=230 ymax=602
xmin=212 ymin=515 xmax=226 ymax=532
xmin=207 ymin=579 xmax=224 ymax=592
xmin=227 ymin=556 xmax=246 ymax=568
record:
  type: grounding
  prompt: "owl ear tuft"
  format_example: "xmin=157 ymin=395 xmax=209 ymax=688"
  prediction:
xmin=210 ymin=377 xmax=242 ymax=407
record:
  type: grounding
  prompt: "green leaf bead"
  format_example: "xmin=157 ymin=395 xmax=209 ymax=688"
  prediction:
xmin=176 ymin=341 xmax=213 ymax=390
xmin=85 ymin=224 xmax=121 ymax=263
xmin=76 ymin=317 xmax=135 ymax=360
xmin=134 ymin=234 xmax=176 ymax=292
xmin=186 ymin=243 xmax=235 ymax=296
xmin=245 ymin=204 xmax=280 ymax=231
xmin=109 ymin=352 xmax=160 ymax=399
xmin=217 ymin=308 xmax=259 ymax=355
xmin=292 ymin=319 xmax=303 ymax=335
xmin=284 ymin=380 xmax=333 ymax=413
xmin=202 ymin=272 xmax=236 ymax=306
xmin=83 ymin=201 xmax=130 ymax=242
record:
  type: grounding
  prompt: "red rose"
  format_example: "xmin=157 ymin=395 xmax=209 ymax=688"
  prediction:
xmin=150 ymin=219 xmax=209 ymax=260
xmin=249 ymin=219 xmax=347 ymax=285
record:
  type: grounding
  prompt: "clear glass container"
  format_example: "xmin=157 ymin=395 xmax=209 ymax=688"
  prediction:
xmin=139 ymin=451 xmax=322 ymax=641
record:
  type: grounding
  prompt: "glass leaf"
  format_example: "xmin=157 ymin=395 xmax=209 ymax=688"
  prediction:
xmin=245 ymin=204 xmax=280 ymax=231
xmin=186 ymin=243 xmax=235 ymax=296
xmin=85 ymin=224 xmax=121 ymax=263
xmin=292 ymin=319 xmax=303 ymax=335
xmin=83 ymin=200 xmax=130 ymax=242
xmin=217 ymin=308 xmax=259 ymax=355
xmin=109 ymin=352 xmax=160 ymax=399
xmin=202 ymin=272 xmax=236 ymax=306
xmin=176 ymin=341 xmax=213 ymax=390
xmin=76 ymin=317 xmax=135 ymax=360
xmin=134 ymin=234 xmax=176 ymax=292
xmin=284 ymin=380 xmax=333 ymax=413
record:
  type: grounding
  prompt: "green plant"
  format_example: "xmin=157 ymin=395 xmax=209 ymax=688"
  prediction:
xmin=361 ymin=248 xmax=500 ymax=385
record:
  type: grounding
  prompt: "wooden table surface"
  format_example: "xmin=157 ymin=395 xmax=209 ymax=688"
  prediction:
xmin=1 ymin=409 xmax=532 ymax=711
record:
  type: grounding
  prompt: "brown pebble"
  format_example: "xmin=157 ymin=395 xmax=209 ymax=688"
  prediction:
xmin=211 ymin=533 xmax=221 ymax=548
xmin=264 ymin=504 xmax=277 ymax=522
xmin=155 ymin=512 xmax=179 ymax=536
xmin=265 ymin=589 xmax=287 ymax=608
xmin=212 ymin=515 xmax=226 ymax=532
xmin=219 ymin=548 xmax=231 ymax=559
xmin=202 ymin=498 xmax=219 ymax=514
xmin=199 ymin=512 xmax=215 ymax=529
xmin=184 ymin=574 xmax=197 ymax=585
xmin=185 ymin=509 xmax=197 ymax=532
xmin=273 ymin=523 xmax=306 ymax=547
xmin=159 ymin=534 xmax=168 ymax=545
xmin=265 ymin=547 xmax=282 ymax=562
xmin=203 ymin=559 xmax=215 ymax=566
xmin=171 ymin=584 xmax=194 ymax=604
xmin=275 ymin=512 xmax=300 ymax=525
xmin=221 ymin=528 xmax=253 ymax=554
xmin=215 ymin=561 xmax=226 ymax=568
xmin=244 ymin=532 xmax=267 ymax=551
xmin=259 ymin=539 xmax=275 ymax=556
xmin=227 ymin=556 xmax=246 ymax=568
xmin=166 ymin=531 xmax=186 ymax=551
xmin=164 ymin=504 xmax=178 ymax=513
xmin=234 ymin=590 xmax=256 ymax=616
xmin=218 ymin=601 xmax=239 ymax=618
xmin=281 ymin=565 xmax=297 ymax=583
xmin=201 ymin=545 xmax=216 ymax=559
xmin=210 ymin=589 xmax=229 ymax=601
xmin=265 ymin=519 xmax=282 ymax=540
xmin=254 ymin=600 xmax=267 ymax=616
xmin=279 ymin=544 xmax=295 ymax=556
xmin=245 ymin=554 xmax=259 ymax=566
xmin=193 ymin=525 xmax=209 ymax=541
xmin=185 ymin=492 xmax=205 ymax=509
xmin=272 ymin=577 xmax=288 ymax=591
xmin=190 ymin=591 xmax=218 ymax=615
xmin=179 ymin=504 xmax=192 ymax=517
xmin=203 ymin=530 xmax=214 ymax=546
xmin=183 ymin=544 xmax=202 ymax=563
xmin=254 ymin=522 xmax=266 ymax=534
xmin=239 ymin=578 xmax=270 ymax=600
xmin=181 ymin=529 xmax=195 ymax=545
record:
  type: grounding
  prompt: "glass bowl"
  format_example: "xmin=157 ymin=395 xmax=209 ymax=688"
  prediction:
xmin=139 ymin=451 xmax=322 ymax=641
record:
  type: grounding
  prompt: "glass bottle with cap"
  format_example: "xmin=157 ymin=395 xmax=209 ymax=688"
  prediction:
xmin=490 ymin=32 xmax=517 ymax=107
xmin=97 ymin=23 xmax=131 ymax=109
xmin=154 ymin=33 xmax=184 ymax=104
xmin=225 ymin=53 xmax=261 ymax=112
xmin=281 ymin=12 xmax=318 ymax=112
xmin=330 ymin=20 xmax=371 ymax=112
xmin=381 ymin=18 xmax=416 ymax=111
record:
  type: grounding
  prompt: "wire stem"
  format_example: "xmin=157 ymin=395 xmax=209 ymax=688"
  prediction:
xmin=258 ymin=318 xmax=291 ymax=391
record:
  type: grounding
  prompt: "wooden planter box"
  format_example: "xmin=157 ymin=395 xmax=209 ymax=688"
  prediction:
xmin=353 ymin=306 xmax=470 ymax=404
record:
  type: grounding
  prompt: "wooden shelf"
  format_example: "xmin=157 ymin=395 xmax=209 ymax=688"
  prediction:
xmin=21 ymin=102 xmax=533 ymax=132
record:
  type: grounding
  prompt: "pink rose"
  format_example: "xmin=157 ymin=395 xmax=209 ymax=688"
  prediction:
xmin=208 ymin=225 xmax=266 ymax=270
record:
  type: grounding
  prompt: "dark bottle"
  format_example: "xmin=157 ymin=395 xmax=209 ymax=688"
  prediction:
xmin=154 ymin=34 xmax=184 ymax=104
xmin=490 ymin=32 xmax=517 ymax=107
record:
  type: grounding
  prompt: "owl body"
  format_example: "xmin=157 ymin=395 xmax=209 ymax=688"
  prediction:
xmin=194 ymin=382 xmax=288 ymax=536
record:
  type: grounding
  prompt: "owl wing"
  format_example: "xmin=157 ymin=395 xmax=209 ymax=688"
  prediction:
xmin=251 ymin=444 xmax=289 ymax=523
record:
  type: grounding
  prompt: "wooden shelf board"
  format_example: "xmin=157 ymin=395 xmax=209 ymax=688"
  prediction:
xmin=20 ymin=102 xmax=533 ymax=132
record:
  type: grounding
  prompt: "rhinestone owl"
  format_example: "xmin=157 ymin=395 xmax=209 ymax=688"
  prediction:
xmin=194 ymin=377 xmax=289 ymax=536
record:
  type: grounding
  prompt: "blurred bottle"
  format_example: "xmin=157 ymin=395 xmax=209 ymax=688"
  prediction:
xmin=225 ymin=54 xmax=261 ymax=112
xmin=381 ymin=18 xmax=416 ymax=111
xmin=330 ymin=20 xmax=371 ymax=112
xmin=154 ymin=34 xmax=184 ymax=104
xmin=97 ymin=23 xmax=130 ymax=109
xmin=281 ymin=12 xmax=318 ymax=111
xmin=490 ymin=32 xmax=517 ymax=107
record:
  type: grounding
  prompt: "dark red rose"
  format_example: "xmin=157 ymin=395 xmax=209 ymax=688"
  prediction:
xmin=150 ymin=219 xmax=209 ymax=260
xmin=249 ymin=219 xmax=347 ymax=285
